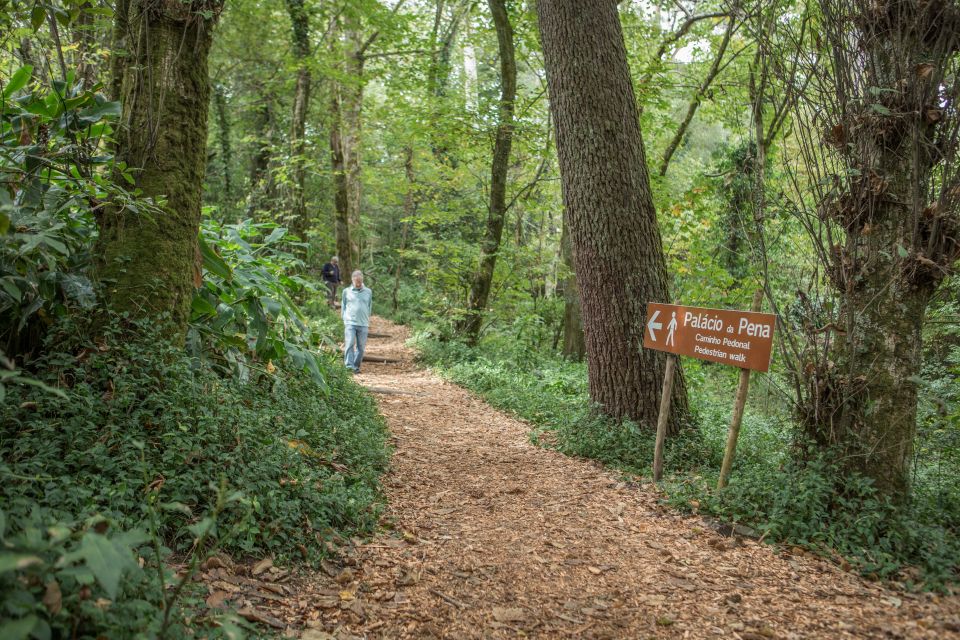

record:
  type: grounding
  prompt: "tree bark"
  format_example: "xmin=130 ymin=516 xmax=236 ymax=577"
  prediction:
xmin=536 ymin=0 xmax=690 ymax=432
xmin=212 ymin=83 xmax=234 ymax=211
xmin=560 ymin=220 xmax=585 ymax=360
xmin=285 ymin=0 xmax=312 ymax=239
xmin=342 ymin=34 xmax=364 ymax=271
xmin=247 ymin=92 xmax=275 ymax=219
xmin=457 ymin=0 xmax=516 ymax=345
xmin=96 ymin=0 xmax=222 ymax=337
xmin=798 ymin=0 xmax=960 ymax=498
xmin=393 ymin=146 xmax=416 ymax=312
xmin=330 ymin=83 xmax=353 ymax=279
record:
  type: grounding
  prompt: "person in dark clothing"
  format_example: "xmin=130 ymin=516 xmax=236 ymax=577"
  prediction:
xmin=321 ymin=256 xmax=341 ymax=307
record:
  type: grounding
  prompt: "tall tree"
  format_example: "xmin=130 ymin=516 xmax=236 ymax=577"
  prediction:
xmin=536 ymin=0 xmax=689 ymax=431
xmin=96 ymin=0 xmax=223 ymax=336
xmin=783 ymin=0 xmax=960 ymax=498
xmin=285 ymin=0 xmax=313 ymax=239
xmin=457 ymin=0 xmax=516 ymax=343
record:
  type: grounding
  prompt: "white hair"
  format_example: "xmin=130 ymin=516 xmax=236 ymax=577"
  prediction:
xmin=331 ymin=256 xmax=339 ymax=262
xmin=352 ymin=270 xmax=363 ymax=278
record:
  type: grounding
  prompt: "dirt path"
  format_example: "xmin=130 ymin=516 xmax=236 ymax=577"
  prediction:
xmin=288 ymin=316 xmax=959 ymax=639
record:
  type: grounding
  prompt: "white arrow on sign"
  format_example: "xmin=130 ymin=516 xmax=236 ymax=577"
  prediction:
xmin=647 ymin=309 xmax=662 ymax=342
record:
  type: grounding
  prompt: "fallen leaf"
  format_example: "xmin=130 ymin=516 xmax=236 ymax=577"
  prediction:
xmin=237 ymin=606 xmax=285 ymax=629
xmin=43 ymin=580 xmax=62 ymax=615
xmin=492 ymin=607 xmax=526 ymax=622
xmin=251 ymin=557 xmax=273 ymax=576
xmin=205 ymin=590 xmax=230 ymax=609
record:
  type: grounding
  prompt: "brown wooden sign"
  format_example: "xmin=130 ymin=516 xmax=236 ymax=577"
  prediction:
xmin=643 ymin=302 xmax=776 ymax=372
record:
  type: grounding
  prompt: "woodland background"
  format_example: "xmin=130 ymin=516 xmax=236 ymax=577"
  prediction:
xmin=1 ymin=0 xmax=959 ymax=636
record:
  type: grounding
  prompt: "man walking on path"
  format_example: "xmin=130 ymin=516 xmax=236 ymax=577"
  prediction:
xmin=342 ymin=270 xmax=372 ymax=373
xmin=321 ymin=256 xmax=341 ymax=307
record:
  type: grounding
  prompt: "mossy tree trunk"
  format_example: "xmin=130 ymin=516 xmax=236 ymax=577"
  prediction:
xmin=798 ymin=0 xmax=960 ymax=499
xmin=96 ymin=0 xmax=223 ymax=337
xmin=536 ymin=0 xmax=690 ymax=433
xmin=457 ymin=0 xmax=516 ymax=345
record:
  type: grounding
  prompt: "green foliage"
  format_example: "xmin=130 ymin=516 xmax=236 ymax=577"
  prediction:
xmin=416 ymin=333 xmax=960 ymax=589
xmin=191 ymin=217 xmax=330 ymax=387
xmin=0 ymin=486 xmax=247 ymax=639
xmin=0 ymin=64 xmax=137 ymax=358
xmin=1 ymin=314 xmax=389 ymax=636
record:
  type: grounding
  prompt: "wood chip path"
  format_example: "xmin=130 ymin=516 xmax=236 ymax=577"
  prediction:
xmin=263 ymin=316 xmax=960 ymax=639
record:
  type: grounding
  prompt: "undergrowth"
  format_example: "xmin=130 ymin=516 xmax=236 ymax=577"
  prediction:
xmin=414 ymin=334 xmax=960 ymax=591
xmin=0 ymin=314 xmax=388 ymax=637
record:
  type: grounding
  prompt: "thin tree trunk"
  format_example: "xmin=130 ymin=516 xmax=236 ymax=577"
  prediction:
xmin=212 ymin=83 xmax=234 ymax=211
xmin=246 ymin=92 xmax=274 ymax=219
xmin=96 ymin=0 xmax=222 ymax=337
xmin=393 ymin=146 xmax=416 ymax=312
xmin=457 ymin=0 xmax=516 ymax=345
xmin=285 ymin=0 xmax=312 ymax=239
xmin=537 ymin=0 xmax=690 ymax=432
xmin=330 ymin=85 xmax=353 ymax=279
xmin=659 ymin=13 xmax=736 ymax=176
xmin=343 ymin=36 xmax=364 ymax=271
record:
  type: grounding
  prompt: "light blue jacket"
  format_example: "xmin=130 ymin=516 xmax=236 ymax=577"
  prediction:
xmin=341 ymin=285 xmax=372 ymax=327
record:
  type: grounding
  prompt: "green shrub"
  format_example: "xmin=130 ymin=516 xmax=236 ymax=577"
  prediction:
xmin=1 ymin=316 xmax=389 ymax=635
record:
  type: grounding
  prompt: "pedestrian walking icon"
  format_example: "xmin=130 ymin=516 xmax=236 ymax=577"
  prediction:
xmin=666 ymin=311 xmax=677 ymax=347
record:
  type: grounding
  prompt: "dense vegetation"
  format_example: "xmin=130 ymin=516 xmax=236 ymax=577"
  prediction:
xmin=2 ymin=0 xmax=959 ymax=636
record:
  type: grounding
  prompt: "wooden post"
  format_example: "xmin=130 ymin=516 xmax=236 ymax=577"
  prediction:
xmin=717 ymin=289 xmax=764 ymax=489
xmin=652 ymin=353 xmax=677 ymax=482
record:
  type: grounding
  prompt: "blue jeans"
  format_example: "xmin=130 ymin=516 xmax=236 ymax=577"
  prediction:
xmin=344 ymin=324 xmax=369 ymax=371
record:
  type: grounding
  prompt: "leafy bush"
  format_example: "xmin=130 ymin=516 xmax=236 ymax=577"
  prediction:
xmin=191 ymin=217 xmax=330 ymax=387
xmin=1 ymin=315 xmax=389 ymax=635
xmin=0 ymin=65 xmax=141 ymax=360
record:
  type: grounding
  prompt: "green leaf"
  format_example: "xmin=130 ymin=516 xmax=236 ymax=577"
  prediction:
xmin=3 ymin=66 xmax=33 ymax=99
xmin=79 ymin=532 xmax=132 ymax=599
xmin=187 ymin=517 xmax=214 ymax=540
xmin=77 ymin=100 xmax=121 ymax=124
xmin=897 ymin=244 xmax=909 ymax=258
xmin=198 ymin=234 xmax=232 ymax=282
xmin=0 ymin=616 xmax=40 ymax=640
xmin=0 ymin=278 xmax=21 ymax=303
xmin=160 ymin=502 xmax=194 ymax=517
xmin=870 ymin=103 xmax=892 ymax=116
xmin=30 ymin=4 xmax=46 ymax=31
xmin=191 ymin=295 xmax=217 ymax=317
xmin=0 ymin=553 xmax=43 ymax=573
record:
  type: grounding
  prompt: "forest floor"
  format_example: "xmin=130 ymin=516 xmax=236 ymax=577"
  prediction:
xmin=218 ymin=316 xmax=960 ymax=639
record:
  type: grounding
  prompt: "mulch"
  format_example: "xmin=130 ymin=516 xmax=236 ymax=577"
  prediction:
xmin=200 ymin=316 xmax=960 ymax=639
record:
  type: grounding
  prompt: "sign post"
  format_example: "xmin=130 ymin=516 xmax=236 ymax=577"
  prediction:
xmin=644 ymin=293 xmax=775 ymax=485
xmin=717 ymin=290 xmax=764 ymax=489
xmin=652 ymin=353 xmax=676 ymax=482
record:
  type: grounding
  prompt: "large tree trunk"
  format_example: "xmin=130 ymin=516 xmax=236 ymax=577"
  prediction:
xmin=536 ymin=0 xmax=690 ymax=432
xmin=798 ymin=0 xmax=960 ymax=498
xmin=285 ymin=0 xmax=311 ymax=239
xmin=96 ymin=0 xmax=222 ymax=337
xmin=457 ymin=0 xmax=516 ymax=344
xmin=560 ymin=220 xmax=585 ymax=360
